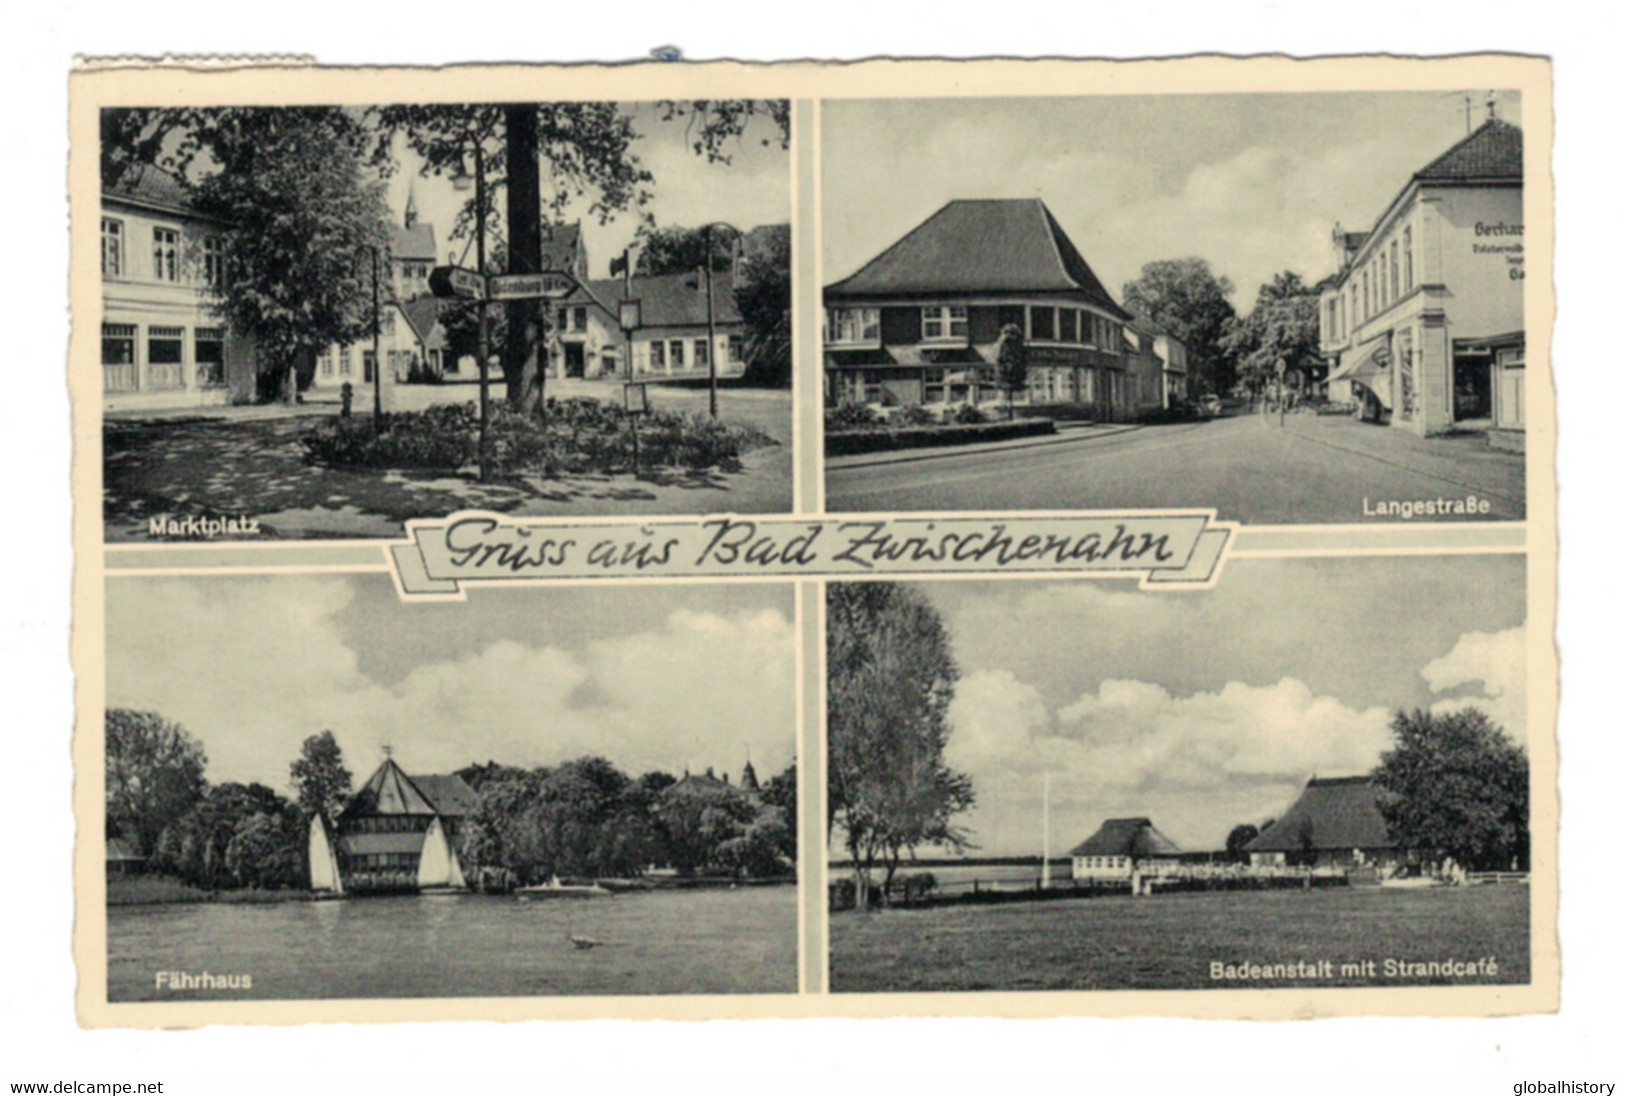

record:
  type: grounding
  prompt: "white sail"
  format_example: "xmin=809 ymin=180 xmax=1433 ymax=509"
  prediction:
xmin=308 ymin=815 xmax=344 ymax=895
xmin=417 ymin=816 xmax=457 ymax=889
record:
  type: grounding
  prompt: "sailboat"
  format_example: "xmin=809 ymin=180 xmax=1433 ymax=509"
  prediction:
xmin=308 ymin=814 xmax=345 ymax=899
xmin=416 ymin=816 xmax=469 ymax=895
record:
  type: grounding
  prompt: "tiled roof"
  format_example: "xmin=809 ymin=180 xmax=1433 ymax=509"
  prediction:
xmin=390 ymin=221 xmax=438 ymax=262
xmin=1415 ymin=118 xmax=1522 ymax=183
xmin=583 ymin=270 xmax=742 ymax=327
xmin=825 ymin=199 xmax=1129 ymax=319
xmin=1068 ymin=817 xmax=1182 ymax=858
xmin=103 ymin=163 xmax=194 ymax=213
xmin=342 ymin=759 xmax=441 ymax=818
xmin=1244 ymin=776 xmax=1394 ymax=853
xmin=412 ymin=774 xmax=480 ymax=817
xmin=400 ymin=296 xmax=442 ymax=343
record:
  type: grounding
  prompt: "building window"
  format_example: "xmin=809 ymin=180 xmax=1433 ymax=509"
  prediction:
xmin=152 ymin=227 xmax=180 ymax=283
xmin=319 ymin=347 xmax=334 ymax=377
xmin=1029 ymin=306 xmax=1056 ymax=342
xmin=828 ymin=307 xmax=880 ymax=345
xmin=922 ymin=367 xmax=946 ymax=404
xmin=694 ymin=337 xmax=709 ymax=369
xmin=382 ymin=311 xmax=395 ymax=336
xmin=1058 ymin=309 xmax=1078 ymax=343
xmin=921 ymin=305 xmax=968 ymax=341
xmin=1390 ymin=240 xmax=1400 ymax=300
xmin=201 ymin=236 xmax=227 ymax=290
xmin=669 ymin=340 xmax=685 ymax=369
xmin=573 ymin=307 xmax=587 ymax=332
xmin=338 ymin=346 xmax=352 ymax=376
xmin=1362 ymin=270 xmax=1371 ymax=321
xmin=147 ymin=325 xmax=186 ymax=389
xmin=650 ymin=340 xmax=666 ymax=370
xmin=101 ymin=218 xmax=124 ymax=277
xmin=102 ymin=323 xmax=137 ymax=392
xmin=195 ymin=327 xmax=226 ymax=386
xmin=1078 ymin=369 xmax=1095 ymax=404
xmin=728 ymin=335 xmax=744 ymax=364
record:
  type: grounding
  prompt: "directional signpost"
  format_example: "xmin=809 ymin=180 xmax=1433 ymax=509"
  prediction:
xmin=487 ymin=271 xmax=578 ymax=301
xmin=428 ymin=265 xmax=486 ymax=301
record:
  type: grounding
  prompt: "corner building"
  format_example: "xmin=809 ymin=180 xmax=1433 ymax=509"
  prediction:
xmin=1319 ymin=118 xmax=1524 ymax=441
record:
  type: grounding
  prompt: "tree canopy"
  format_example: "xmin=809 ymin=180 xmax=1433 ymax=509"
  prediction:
xmin=105 ymin=709 xmax=208 ymax=857
xmin=289 ymin=730 xmax=353 ymax=824
xmin=1372 ymin=707 xmax=1530 ymax=872
xmin=1220 ymin=271 xmax=1324 ymax=396
xmin=827 ymin=583 xmax=975 ymax=907
xmin=1122 ymin=258 xmax=1239 ymax=396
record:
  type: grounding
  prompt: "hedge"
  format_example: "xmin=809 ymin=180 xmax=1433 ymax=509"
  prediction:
xmin=825 ymin=418 xmax=1055 ymax=457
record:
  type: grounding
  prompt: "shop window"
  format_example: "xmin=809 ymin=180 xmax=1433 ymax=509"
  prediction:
xmin=1029 ymin=306 xmax=1056 ymax=342
xmin=195 ymin=327 xmax=226 ymax=386
xmin=152 ymin=226 xmax=180 ymax=283
xmin=101 ymin=218 xmax=124 ymax=277
xmin=1058 ymin=309 xmax=1078 ymax=343
xmin=102 ymin=323 xmax=137 ymax=392
xmin=923 ymin=368 xmax=946 ymax=404
xmin=921 ymin=305 xmax=968 ymax=341
xmin=147 ymin=326 xmax=186 ymax=389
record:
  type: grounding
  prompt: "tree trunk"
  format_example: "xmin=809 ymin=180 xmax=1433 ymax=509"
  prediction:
xmin=502 ymin=104 xmax=546 ymax=419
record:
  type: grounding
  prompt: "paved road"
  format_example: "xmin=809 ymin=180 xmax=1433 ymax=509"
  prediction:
xmin=825 ymin=411 xmax=1525 ymax=525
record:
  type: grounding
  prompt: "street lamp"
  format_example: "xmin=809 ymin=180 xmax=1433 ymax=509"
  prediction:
xmin=698 ymin=222 xmax=741 ymax=420
xmin=451 ymin=136 xmax=494 ymax=481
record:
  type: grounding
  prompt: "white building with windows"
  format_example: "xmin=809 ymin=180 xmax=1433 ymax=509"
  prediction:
xmin=100 ymin=165 xmax=257 ymax=411
xmin=546 ymin=269 xmax=748 ymax=381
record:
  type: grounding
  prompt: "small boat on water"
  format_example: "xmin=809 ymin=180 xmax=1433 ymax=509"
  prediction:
xmin=516 ymin=877 xmax=611 ymax=900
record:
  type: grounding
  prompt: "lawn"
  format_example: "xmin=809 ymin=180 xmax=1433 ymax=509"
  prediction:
xmin=829 ymin=884 xmax=1529 ymax=993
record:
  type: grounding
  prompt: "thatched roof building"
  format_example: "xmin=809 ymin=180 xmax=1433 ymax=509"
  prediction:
xmin=1243 ymin=776 xmax=1396 ymax=867
xmin=1069 ymin=817 xmax=1182 ymax=878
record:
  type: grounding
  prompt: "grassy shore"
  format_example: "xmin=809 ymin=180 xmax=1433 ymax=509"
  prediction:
xmin=107 ymin=875 xmax=312 ymax=907
xmin=831 ymin=884 xmax=1529 ymax=993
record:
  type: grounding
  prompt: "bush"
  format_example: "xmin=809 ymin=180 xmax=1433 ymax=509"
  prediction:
xmin=825 ymin=403 xmax=881 ymax=431
xmin=954 ymin=404 xmax=989 ymax=425
xmin=889 ymin=871 xmax=938 ymax=905
xmin=304 ymin=398 xmax=773 ymax=477
xmin=824 ymin=418 xmax=1056 ymax=457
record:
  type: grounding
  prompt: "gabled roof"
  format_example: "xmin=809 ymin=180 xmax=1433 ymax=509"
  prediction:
xmin=412 ymin=774 xmax=480 ymax=817
xmin=1244 ymin=776 xmax=1394 ymax=853
xmin=103 ymin=163 xmax=197 ymax=216
xmin=106 ymin=837 xmax=146 ymax=863
xmin=400 ymin=296 xmax=442 ymax=343
xmin=583 ymin=270 xmax=743 ymax=327
xmin=825 ymin=199 xmax=1129 ymax=319
xmin=390 ymin=221 xmax=438 ymax=263
xmin=1414 ymin=118 xmax=1522 ymax=183
xmin=1068 ymin=817 xmax=1182 ymax=858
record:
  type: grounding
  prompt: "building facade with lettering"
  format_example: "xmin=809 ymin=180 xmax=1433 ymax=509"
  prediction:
xmin=100 ymin=165 xmax=259 ymax=412
xmin=1318 ymin=118 xmax=1524 ymax=439
xmin=823 ymin=199 xmax=1135 ymax=420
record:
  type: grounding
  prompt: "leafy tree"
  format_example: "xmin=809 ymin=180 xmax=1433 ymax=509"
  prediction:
xmin=654 ymin=100 xmax=791 ymax=163
xmin=634 ymin=224 xmax=740 ymax=275
xmin=736 ymin=225 xmax=792 ymax=388
xmin=105 ymin=709 xmax=208 ymax=858
xmin=656 ymin=780 xmax=759 ymax=877
xmin=1221 ymin=271 xmax=1324 ymax=397
xmin=289 ymin=730 xmax=352 ymax=824
xmin=1122 ymin=258 xmax=1239 ymax=396
xmin=995 ymin=323 xmax=1028 ymax=414
xmin=1372 ymin=708 xmax=1530 ymax=872
xmin=1224 ymin=823 xmax=1260 ymax=863
xmin=101 ymin=108 xmax=395 ymax=405
xmin=761 ymin=763 xmax=799 ymax=863
xmin=827 ymin=583 xmax=975 ymax=908
xmin=153 ymin=781 xmax=302 ymax=890
xmin=224 ymin=811 xmax=304 ymax=890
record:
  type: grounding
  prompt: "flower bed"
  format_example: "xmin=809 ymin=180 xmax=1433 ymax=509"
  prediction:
xmin=824 ymin=417 xmax=1055 ymax=457
xmin=302 ymin=398 xmax=775 ymax=476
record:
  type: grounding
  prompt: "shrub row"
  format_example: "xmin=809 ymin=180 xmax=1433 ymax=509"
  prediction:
xmin=302 ymin=398 xmax=775 ymax=476
xmin=825 ymin=418 xmax=1055 ymax=457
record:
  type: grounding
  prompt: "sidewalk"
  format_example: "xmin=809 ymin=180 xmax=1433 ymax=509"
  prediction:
xmin=825 ymin=420 xmax=1142 ymax=471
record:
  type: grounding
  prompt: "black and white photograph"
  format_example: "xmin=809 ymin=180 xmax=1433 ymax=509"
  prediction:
xmin=100 ymin=100 xmax=793 ymax=542
xmin=101 ymin=577 xmax=799 ymax=1001
xmin=827 ymin=557 xmax=1531 ymax=993
xmin=822 ymin=93 xmax=1527 ymax=524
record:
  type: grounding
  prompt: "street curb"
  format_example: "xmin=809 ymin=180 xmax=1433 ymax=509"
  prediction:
xmin=826 ymin=423 xmax=1143 ymax=471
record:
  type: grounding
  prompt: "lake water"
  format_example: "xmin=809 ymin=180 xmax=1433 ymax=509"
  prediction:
xmin=107 ymin=886 xmax=797 ymax=1001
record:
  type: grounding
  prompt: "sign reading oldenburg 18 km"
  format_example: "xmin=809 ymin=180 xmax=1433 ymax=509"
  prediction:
xmin=488 ymin=272 xmax=577 ymax=301
xmin=428 ymin=265 xmax=486 ymax=301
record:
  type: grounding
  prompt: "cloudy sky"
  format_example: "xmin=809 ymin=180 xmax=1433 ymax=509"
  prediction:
xmin=906 ymin=554 xmax=1527 ymax=856
xmin=106 ymin=576 xmax=795 ymax=792
xmin=380 ymin=101 xmax=789 ymax=280
xmin=822 ymin=90 xmax=1523 ymax=309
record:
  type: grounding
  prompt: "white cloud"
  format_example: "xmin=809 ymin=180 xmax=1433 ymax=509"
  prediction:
xmin=1424 ymin=625 xmax=1526 ymax=737
xmin=106 ymin=579 xmax=793 ymax=791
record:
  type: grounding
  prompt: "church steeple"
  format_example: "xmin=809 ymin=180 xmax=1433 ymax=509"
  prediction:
xmin=404 ymin=178 xmax=419 ymax=229
xmin=740 ymin=750 xmax=759 ymax=793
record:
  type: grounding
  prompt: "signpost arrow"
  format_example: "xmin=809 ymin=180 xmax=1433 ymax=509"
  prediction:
xmin=488 ymin=271 xmax=578 ymax=301
xmin=429 ymin=265 xmax=487 ymax=301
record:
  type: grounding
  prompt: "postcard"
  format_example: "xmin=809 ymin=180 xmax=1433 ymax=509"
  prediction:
xmin=70 ymin=53 xmax=1554 ymax=1025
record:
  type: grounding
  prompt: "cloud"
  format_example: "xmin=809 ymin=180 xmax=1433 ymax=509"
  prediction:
xmin=943 ymin=668 xmax=1391 ymax=854
xmin=1423 ymin=625 xmax=1526 ymax=737
xmin=106 ymin=579 xmax=794 ymax=791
